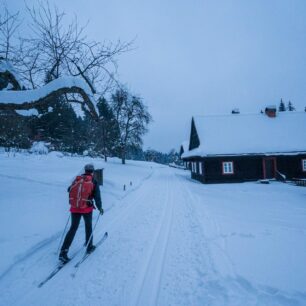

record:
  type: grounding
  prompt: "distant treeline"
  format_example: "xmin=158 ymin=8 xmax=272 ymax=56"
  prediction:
xmin=0 ymin=88 xmax=153 ymax=164
xmin=130 ymin=148 xmax=180 ymax=165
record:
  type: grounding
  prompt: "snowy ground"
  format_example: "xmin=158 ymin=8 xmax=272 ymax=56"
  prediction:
xmin=0 ymin=152 xmax=306 ymax=306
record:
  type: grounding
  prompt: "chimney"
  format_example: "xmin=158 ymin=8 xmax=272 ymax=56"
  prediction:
xmin=231 ymin=108 xmax=240 ymax=114
xmin=265 ymin=105 xmax=277 ymax=118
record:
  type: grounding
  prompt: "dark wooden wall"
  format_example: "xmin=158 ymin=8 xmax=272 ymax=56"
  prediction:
xmin=277 ymin=154 xmax=306 ymax=179
xmin=204 ymin=156 xmax=262 ymax=183
xmin=187 ymin=154 xmax=306 ymax=184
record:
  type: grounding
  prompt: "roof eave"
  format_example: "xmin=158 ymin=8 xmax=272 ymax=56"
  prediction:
xmin=183 ymin=150 xmax=306 ymax=159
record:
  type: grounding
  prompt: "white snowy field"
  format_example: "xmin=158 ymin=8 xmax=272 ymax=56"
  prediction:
xmin=0 ymin=152 xmax=305 ymax=306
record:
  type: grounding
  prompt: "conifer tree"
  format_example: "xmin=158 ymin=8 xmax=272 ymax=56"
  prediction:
xmin=287 ymin=101 xmax=295 ymax=111
xmin=0 ymin=111 xmax=31 ymax=149
xmin=278 ymin=99 xmax=286 ymax=112
xmin=96 ymin=97 xmax=120 ymax=161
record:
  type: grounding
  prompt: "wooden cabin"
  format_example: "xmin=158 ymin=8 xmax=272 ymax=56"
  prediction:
xmin=179 ymin=141 xmax=190 ymax=169
xmin=181 ymin=108 xmax=306 ymax=184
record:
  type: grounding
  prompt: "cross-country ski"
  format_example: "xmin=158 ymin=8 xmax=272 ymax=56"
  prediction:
xmin=38 ymin=232 xmax=108 ymax=286
xmin=38 ymin=255 xmax=73 ymax=288
xmin=71 ymin=232 xmax=108 ymax=278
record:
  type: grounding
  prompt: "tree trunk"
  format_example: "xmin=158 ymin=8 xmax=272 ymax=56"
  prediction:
xmin=121 ymin=146 xmax=126 ymax=164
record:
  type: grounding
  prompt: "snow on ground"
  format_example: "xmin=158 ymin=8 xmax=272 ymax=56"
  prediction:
xmin=0 ymin=152 xmax=305 ymax=306
xmin=0 ymin=152 xmax=156 ymax=277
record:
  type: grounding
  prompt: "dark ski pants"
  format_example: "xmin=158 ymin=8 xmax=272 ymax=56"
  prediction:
xmin=61 ymin=212 xmax=93 ymax=252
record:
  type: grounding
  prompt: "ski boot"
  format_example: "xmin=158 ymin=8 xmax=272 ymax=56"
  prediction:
xmin=86 ymin=245 xmax=96 ymax=254
xmin=59 ymin=249 xmax=70 ymax=264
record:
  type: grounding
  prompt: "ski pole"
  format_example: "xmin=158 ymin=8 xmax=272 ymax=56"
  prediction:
xmin=84 ymin=212 xmax=101 ymax=253
xmin=56 ymin=214 xmax=71 ymax=255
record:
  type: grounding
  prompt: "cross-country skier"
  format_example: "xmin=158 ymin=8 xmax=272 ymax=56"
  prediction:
xmin=59 ymin=163 xmax=104 ymax=263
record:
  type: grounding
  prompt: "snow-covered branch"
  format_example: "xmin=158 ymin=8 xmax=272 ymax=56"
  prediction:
xmin=0 ymin=76 xmax=98 ymax=118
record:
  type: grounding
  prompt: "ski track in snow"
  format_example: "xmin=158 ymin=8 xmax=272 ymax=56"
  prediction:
xmin=0 ymin=173 xmax=64 ymax=187
xmin=0 ymin=165 xmax=306 ymax=306
xmin=175 ymin=173 xmax=306 ymax=306
xmin=129 ymin=172 xmax=174 ymax=306
xmin=0 ymin=232 xmax=61 ymax=282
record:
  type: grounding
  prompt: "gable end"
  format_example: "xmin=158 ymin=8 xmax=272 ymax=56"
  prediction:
xmin=189 ymin=117 xmax=200 ymax=150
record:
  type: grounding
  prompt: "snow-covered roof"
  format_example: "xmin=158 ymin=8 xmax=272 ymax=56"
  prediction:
xmin=0 ymin=76 xmax=93 ymax=104
xmin=182 ymin=112 xmax=306 ymax=158
xmin=180 ymin=141 xmax=189 ymax=153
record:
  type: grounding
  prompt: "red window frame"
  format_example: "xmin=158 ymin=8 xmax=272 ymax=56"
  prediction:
xmin=302 ymin=159 xmax=306 ymax=172
xmin=222 ymin=161 xmax=234 ymax=175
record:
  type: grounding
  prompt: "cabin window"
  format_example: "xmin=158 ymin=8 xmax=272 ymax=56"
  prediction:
xmin=222 ymin=161 xmax=234 ymax=174
xmin=191 ymin=162 xmax=195 ymax=172
xmin=302 ymin=159 xmax=306 ymax=171
xmin=199 ymin=162 xmax=203 ymax=175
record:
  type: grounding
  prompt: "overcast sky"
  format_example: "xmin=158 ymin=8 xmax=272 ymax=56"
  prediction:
xmin=8 ymin=0 xmax=306 ymax=152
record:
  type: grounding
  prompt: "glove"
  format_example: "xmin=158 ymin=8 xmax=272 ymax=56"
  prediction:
xmin=99 ymin=208 xmax=104 ymax=215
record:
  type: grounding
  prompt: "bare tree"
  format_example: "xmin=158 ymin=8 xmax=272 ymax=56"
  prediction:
xmin=23 ymin=1 xmax=132 ymax=93
xmin=0 ymin=1 xmax=133 ymax=120
xmin=111 ymin=88 xmax=152 ymax=164
xmin=0 ymin=4 xmax=20 ymax=61
xmin=0 ymin=4 xmax=22 ymax=90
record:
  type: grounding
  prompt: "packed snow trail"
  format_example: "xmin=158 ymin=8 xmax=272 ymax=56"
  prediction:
xmin=129 ymin=171 xmax=174 ymax=306
xmin=0 ymin=163 xmax=306 ymax=306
